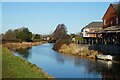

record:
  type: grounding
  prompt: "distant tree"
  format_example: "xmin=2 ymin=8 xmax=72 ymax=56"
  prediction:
xmin=52 ymin=24 xmax=67 ymax=41
xmin=52 ymin=24 xmax=72 ymax=51
xmin=70 ymin=34 xmax=76 ymax=38
xmin=34 ymin=34 xmax=41 ymax=39
xmin=3 ymin=29 xmax=16 ymax=39
xmin=32 ymin=34 xmax=42 ymax=42
xmin=17 ymin=28 xmax=32 ymax=42
xmin=3 ymin=27 xmax=34 ymax=42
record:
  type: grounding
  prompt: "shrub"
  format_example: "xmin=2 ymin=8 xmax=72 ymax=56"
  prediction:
xmin=53 ymin=35 xmax=71 ymax=51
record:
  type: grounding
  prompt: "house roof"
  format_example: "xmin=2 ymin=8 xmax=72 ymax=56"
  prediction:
xmin=87 ymin=26 xmax=120 ymax=34
xmin=103 ymin=26 xmax=120 ymax=31
xmin=112 ymin=3 xmax=120 ymax=13
xmin=84 ymin=22 xmax=102 ymax=28
xmin=95 ymin=26 xmax=120 ymax=33
xmin=102 ymin=3 xmax=120 ymax=19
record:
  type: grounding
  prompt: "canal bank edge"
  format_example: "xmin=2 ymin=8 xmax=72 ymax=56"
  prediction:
xmin=2 ymin=41 xmax=47 ymax=51
xmin=2 ymin=47 xmax=54 ymax=78
xmin=58 ymin=43 xmax=98 ymax=59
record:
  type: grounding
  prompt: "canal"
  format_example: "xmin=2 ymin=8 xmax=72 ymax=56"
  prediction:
xmin=14 ymin=43 xmax=120 ymax=78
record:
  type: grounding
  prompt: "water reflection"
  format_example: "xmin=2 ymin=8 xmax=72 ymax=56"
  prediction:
xmin=14 ymin=43 xmax=120 ymax=78
xmin=15 ymin=47 xmax=32 ymax=59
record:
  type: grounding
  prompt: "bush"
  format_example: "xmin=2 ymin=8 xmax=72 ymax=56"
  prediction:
xmin=53 ymin=35 xmax=71 ymax=51
xmin=74 ymin=35 xmax=83 ymax=43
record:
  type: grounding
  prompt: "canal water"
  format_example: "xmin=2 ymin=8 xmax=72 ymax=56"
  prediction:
xmin=14 ymin=43 xmax=120 ymax=78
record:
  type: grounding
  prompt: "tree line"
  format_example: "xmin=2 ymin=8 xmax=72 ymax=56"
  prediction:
xmin=2 ymin=24 xmax=83 ymax=46
xmin=2 ymin=27 xmax=42 ymax=42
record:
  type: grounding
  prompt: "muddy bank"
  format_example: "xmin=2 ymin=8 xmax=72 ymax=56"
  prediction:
xmin=3 ymin=41 xmax=47 ymax=51
xmin=58 ymin=43 xmax=98 ymax=59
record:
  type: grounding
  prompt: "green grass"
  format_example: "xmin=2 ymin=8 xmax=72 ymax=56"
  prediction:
xmin=2 ymin=47 xmax=53 ymax=78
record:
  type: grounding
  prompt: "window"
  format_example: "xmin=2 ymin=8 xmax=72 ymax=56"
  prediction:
xmin=116 ymin=17 xmax=118 ymax=24
xmin=104 ymin=20 xmax=106 ymax=25
xmin=85 ymin=34 xmax=88 ymax=36
xmin=111 ymin=21 xmax=113 ymax=26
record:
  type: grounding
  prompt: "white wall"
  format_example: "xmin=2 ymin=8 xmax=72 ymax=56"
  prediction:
xmin=82 ymin=28 xmax=90 ymax=37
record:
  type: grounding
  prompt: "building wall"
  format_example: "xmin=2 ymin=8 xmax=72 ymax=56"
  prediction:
xmin=82 ymin=28 xmax=102 ymax=38
xmin=102 ymin=4 xmax=118 ymax=28
xmin=82 ymin=28 xmax=89 ymax=37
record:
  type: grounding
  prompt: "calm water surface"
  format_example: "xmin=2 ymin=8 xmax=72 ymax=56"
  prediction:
xmin=14 ymin=43 xmax=120 ymax=78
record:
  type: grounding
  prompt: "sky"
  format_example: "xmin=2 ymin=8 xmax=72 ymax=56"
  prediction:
xmin=0 ymin=3 xmax=2 ymax=34
xmin=1 ymin=0 xmax=118 ymax=2
xmin=2 ymin=2 xmax=111 ymax=34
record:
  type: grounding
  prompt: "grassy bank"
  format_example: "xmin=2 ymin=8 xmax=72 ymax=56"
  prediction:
xmin=2 ymin=47 xmax=53 ymax=78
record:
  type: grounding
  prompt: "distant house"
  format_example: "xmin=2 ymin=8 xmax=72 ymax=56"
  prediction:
xmin=81 ymin=3 xmax=120 ymax=44
xmin=82 ymin=22 xmax=102 ymax=38
xmin=102 ymin=4 xmax=120 ymax=28
xmin=101 ymin=3 xmax=120 ymax=44
xmin=81 ymin=22 xmax=102 ymax=44
xmin=42 ymin=36 xmax=50 ymax=41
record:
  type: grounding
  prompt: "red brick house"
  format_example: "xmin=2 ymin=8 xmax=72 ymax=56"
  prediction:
xmin=102 ymin=3 xmax=120 ymax=45
xmin=81 ymin=3 xmax=120 ymax=44
xmin=102 ymin=4 xmax=120 ymax=28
